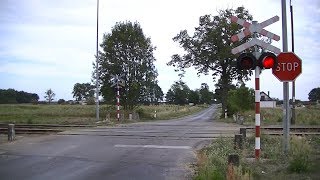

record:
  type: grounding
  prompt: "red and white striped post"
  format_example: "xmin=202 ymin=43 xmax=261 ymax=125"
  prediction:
xmin=231 ymin=16 xmax=281 ymax=161
xmin=116 ymin=84 xmax=120 ymax=121
xmin=255 ymin=66 xmax=261 ymax=159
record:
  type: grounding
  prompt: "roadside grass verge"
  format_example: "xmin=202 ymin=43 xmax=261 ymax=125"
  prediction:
xmin=0 ymin=104 xmax=208 ymax=124
xmin=137 ymin=104 xmax=209 ymax=120
xmin=194 ymin=135 xmax=320 ymax=179
xmin=217 ymin=104 xmax=320 ymax=126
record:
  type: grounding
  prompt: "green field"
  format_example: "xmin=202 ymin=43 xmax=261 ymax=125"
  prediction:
xmin=218 ymin=105 xmax=320 ymax=126
xmin=0 ymin=104 xmax=208 ymax=124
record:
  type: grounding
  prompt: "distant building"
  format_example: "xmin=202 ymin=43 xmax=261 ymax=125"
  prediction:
xmin=260 ymin=91 xmax=276 ymax=108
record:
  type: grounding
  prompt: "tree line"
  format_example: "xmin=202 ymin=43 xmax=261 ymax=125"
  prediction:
xmin=0 ymin=89 xmax=39 ymax=104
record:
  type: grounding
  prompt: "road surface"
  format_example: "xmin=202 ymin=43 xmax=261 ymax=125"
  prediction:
xmin=0 ymin=105 xmax=240 ymax=180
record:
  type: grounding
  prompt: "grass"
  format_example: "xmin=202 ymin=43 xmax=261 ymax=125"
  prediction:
xmin=218 ymin=104 xmax=320 ymax=126
xmin=195 ymin=104 xmax=320 ymax=179
xmin=194 ymin=135 xmax=320 ymax=180
xmin=0 ymin=104 xmax=208 ymax=124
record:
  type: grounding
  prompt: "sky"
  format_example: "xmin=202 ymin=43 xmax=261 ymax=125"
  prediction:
xmin=0 ymin=0 xmax=319 ymax=101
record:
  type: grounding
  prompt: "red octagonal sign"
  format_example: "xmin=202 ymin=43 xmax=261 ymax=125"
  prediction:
xmin=272 ymin=52 xmax=302 ymax=82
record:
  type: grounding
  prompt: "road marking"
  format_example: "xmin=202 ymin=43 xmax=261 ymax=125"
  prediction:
xmin=0 ymin=151 xmax=6 ymax=155
xmin=114 ymin=144 xmax=191 ymax=149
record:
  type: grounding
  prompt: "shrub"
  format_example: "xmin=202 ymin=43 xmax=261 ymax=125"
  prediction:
xmin=86 ymin=97 xmax=95 ymax=105
xmin=57 ymin=99 xmax=66 ymax=104
xmin=288 ymin=136 xmax=312 ymax=173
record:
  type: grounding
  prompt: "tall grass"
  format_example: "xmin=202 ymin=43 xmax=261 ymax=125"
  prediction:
xmin=229 ymin=105 xmax=320 ymax=125
xmin=194 ymin=135 xmax=318 ymax=179
xmin=0 ymin=104 xmax=208 ymax=124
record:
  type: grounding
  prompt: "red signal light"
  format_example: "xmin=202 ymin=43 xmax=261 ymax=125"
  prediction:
xmin=259 ymin=52 xmax=278 ymax=69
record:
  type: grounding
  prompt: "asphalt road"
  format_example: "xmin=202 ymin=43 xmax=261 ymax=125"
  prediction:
xmin=0 ymin=105 xmax=240 ymax=180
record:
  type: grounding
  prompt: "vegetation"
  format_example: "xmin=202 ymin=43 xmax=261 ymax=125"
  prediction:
xmin=308 ymin=87 xmax=320 ymax=102
xmin=167 ymin=7 xmax=253 ymax=119
xmin=166 ymin=81 xmax=214 ymax=105
xmin=44 ymin=89 xmax=55 ymax=104
xmin=72 ymin=83 xmax=95 ymax=102
xmin=194 ymin=135 xmax=320 ymax=180
xmin=227 ymin=84 xmax=254 ymax=115
xmin=0 ymin=89 xmax=39 ymax=104
xmin=0 ymin=104 xmax=207 ymax=124
xmin=218 ymin=105 xmax=320 ymax=126
xmin=97 ymin=21 xmax=163 ymax=110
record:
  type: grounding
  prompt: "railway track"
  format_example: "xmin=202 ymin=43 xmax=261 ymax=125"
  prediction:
xmin=0 ymin=123 xmax=319 ymax=135
xmin=0 ymin=123 xmax=96 ymax=134
xmin=245 ymin=126 xmax=320 ymax=135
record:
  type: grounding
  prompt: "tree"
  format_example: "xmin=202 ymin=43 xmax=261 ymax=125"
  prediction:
xmin=72 ymin=83 xmax=95 ymax=102
xmin=188 ymin=90 xmax=200 ymax=104
xmin=139 ymin=83 xmax=164 ymax=105
xmin=165 ymin=80 xmax=190 ymax=105
xmin=308 ymin=87 xmax=320 ymax=102
xmin=227 ymin=84 xmax=254 ymax=115
xmin=97 ymin=21 xmax=159 ymax=109
xmin=0 ymin=89 xmax=39 ymax=104
xmin=165 ymin=89 xmax=175 ymax=104
xmin=167 ymin=7 xmax=253 ymax=116
xmin=44 ymin=89 xmax=55 ymax=104
xmin=199 ymin=83 xmax=214 ymax=104
xmin=57 ymin=99 xmax=66 ymax=104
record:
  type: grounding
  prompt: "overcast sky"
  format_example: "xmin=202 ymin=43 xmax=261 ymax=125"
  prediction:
xmin=0 ymin=0 xmax=319 ymax=101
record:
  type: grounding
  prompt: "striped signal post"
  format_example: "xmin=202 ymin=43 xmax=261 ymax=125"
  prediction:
xmin=116 ymin=84 xmax=120 ymax=121
xmin=111 ymin=74 xmax=125 ymax=121
xmin=230 ymin=16 xmax=281 ymax=160
xmin=254 ymin=55 xmax=261 ymax=159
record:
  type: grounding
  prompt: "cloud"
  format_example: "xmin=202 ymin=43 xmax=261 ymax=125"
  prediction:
xmin=0 ymin=0 xmax=319 ymax=101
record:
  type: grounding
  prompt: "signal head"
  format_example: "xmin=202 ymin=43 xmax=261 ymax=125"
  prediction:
xmin=237 ymin=53 xmax=256 ymax=70
xmin=259 ymin=52 xmax=278 ymax=69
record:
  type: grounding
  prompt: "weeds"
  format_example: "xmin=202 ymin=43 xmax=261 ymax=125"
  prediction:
xmin=288 ymin=136 xmax=312 ymax=173
xmin=0 ymin=104 xmax=207 ymax=124
xmin=195 ymin=135 xmax=318 ymax=179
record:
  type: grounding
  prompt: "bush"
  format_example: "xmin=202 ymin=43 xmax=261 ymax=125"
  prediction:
xmin=227 ymin=85 xmax=254 ymax=116
xmin=288 ymin=136 xmax=312 ymax=173
xmin=86 ymin=97 xmax=95 ymax=105
xmin=57 ymin=99 xmax=66 ymax=104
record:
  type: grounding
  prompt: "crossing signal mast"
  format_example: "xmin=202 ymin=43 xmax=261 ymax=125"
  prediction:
xmin=230 ymin=16 xmax=281 ymax=160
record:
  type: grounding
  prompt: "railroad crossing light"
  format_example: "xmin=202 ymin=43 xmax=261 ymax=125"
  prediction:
xmin=237 ymin=53 xmax=256 ymax=70
xmin=258 ymin=52 xmax=278 ymax=69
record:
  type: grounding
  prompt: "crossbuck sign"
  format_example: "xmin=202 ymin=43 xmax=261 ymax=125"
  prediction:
xmin=230 ymin=16 xmax=281 ymax=54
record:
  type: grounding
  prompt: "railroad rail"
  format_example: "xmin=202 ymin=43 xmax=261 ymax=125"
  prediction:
xmin=244 ymin=126 xmax=320 ymax=135
xmin=0 ymin=123 xmax=96 ymax=134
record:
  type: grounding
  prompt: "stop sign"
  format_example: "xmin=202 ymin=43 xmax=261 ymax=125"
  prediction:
xmin=272 ymin=52 xmax=302 ymax=81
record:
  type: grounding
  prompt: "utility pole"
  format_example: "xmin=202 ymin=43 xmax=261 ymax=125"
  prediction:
xmin=290 ymin=0 xmax=296 ymax=125
xmin=95 ymin=0 xmax=100 ymax=122
xmin=281 ymin=0 xmax=290 ymax=155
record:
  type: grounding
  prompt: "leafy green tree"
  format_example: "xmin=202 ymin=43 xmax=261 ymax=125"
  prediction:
xmin=44 ymin=89 xmax=55 ymax=104
xmin=165 ymin=89 xmax=175 ymax=104
xmin=167 ymin=7 xmax=253 ymax=115
xmin=0 ymin=89 xmax=38 ymax=104
xmin=140 ymin=83 xmax=164 ymax=104
xmin=97 ymin=21 xmax=159 ymax=110
xmin=199 ymin=83 xmax=214 ymax=104
xmin=0 ymin=89 xmax=17 ymax=103
xmin=188 ymin=90 xmax=200 ymax=104
xmin=165 ymin=80 xmax=190 ymax=105
xmin=57 ymin=99 xmax=65 ymax=104
xmin=227 ymin=84 xmax=254 ymax=115
xmin=72 ymin=83 xmax=95 ymax=101
xmin=308 ymin=87 xmax=320 ymax=102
